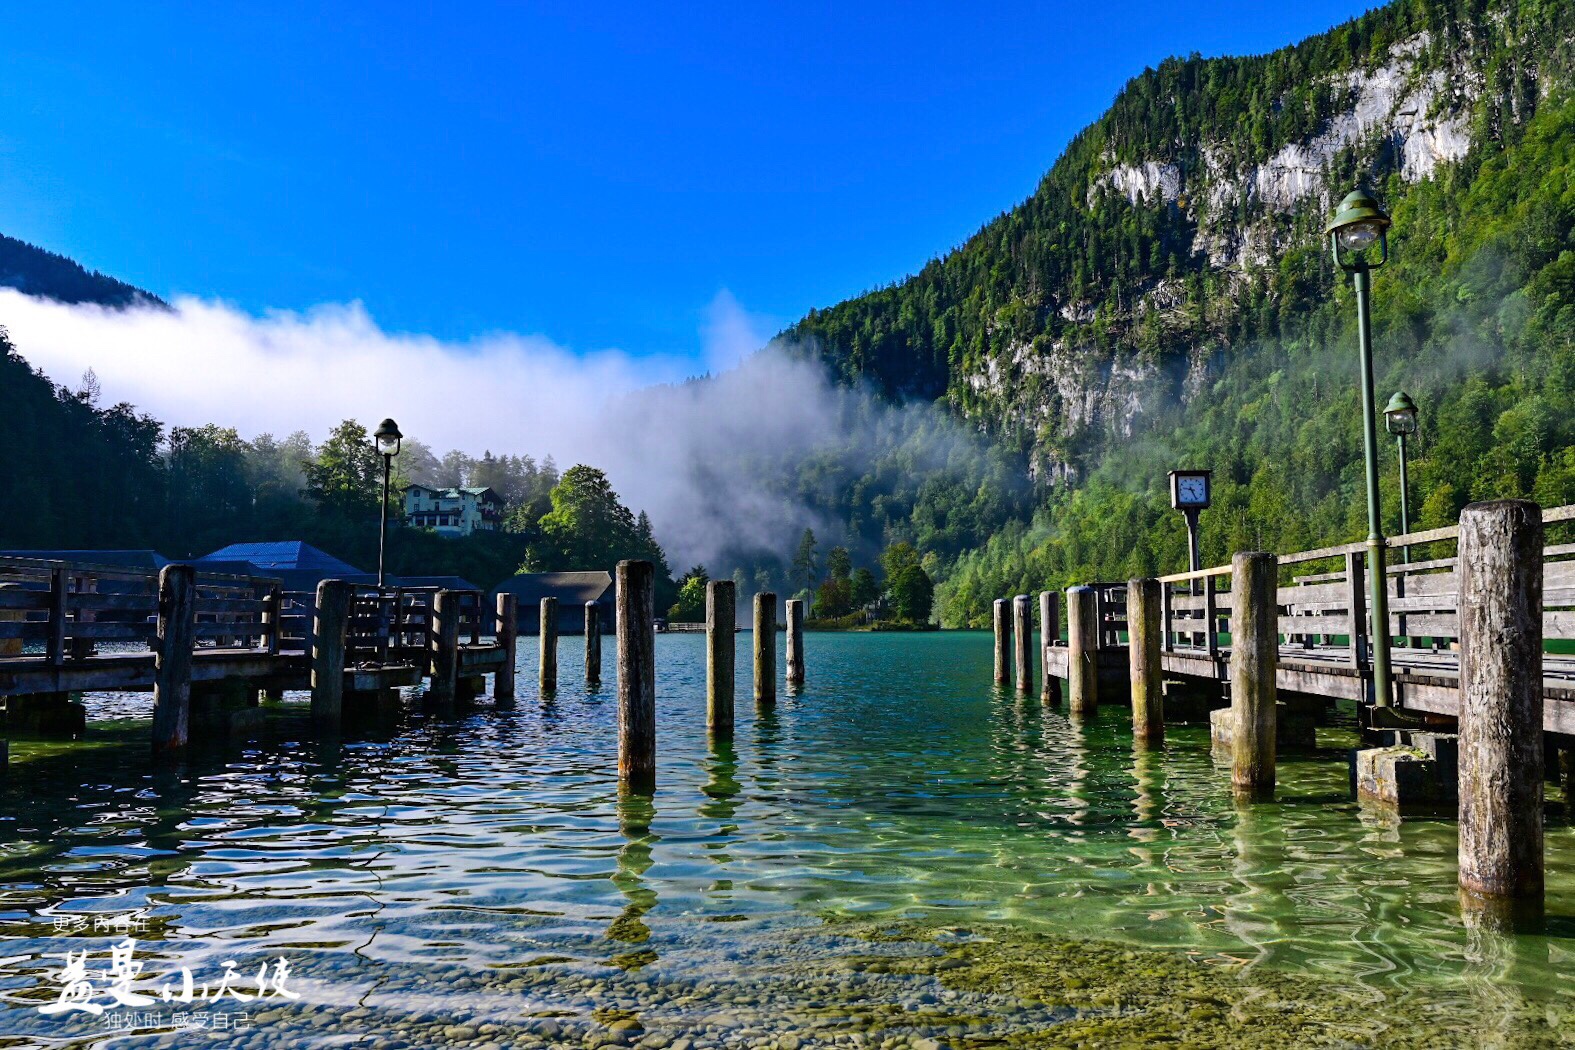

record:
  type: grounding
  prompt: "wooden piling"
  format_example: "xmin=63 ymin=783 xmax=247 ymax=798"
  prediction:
xmin=494 ymin=593 xmax=517 ymax=708
xmin=1066 ymin=586 xmax=1099 ymax=716
xmin=754 ymin=592 xmax=777 ymax=706
xmin=707 ymin=580 xmax=735 ymax=734
xmin=993 ymin=598 xmax=1012 ymax=687
xmin=1458 ymin=499 xmax=1544 ymax=925
xmin=1127 ymin=577 xmax=1164 ymax=744
xmin=309 ymin=578 xmax=351 ymax=728
xmin=1039 ymin=590 xmax=1061 ymax=705
xmin=429 ymin=589 xmax=461 ymax=709
xmin=617 ymin=560 xmax=657 ymax=788
xmin=785 ymin=598 xmax=805 ymax=685
xmin=151 ymin=564 xmax=196 ymax=752
xmin=1229 ymin=553 xmax=1278 ymax=800
xmin=585 ymin=601 xmax=602 ymax=686
xmin=1013 ymin=594 xmax=1033 ymax=694
xmin=539 ymin=596 xmax=558 ymax=696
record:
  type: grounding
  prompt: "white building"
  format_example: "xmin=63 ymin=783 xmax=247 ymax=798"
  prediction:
xmin=402 ymin=485 xmax=505 ymax=537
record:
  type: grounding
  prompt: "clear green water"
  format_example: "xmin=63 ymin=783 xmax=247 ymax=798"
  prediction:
xmin=1 ymin=632 xmax=1573 ymax=1047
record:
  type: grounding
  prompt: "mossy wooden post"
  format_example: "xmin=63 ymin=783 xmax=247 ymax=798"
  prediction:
xmin=1128 ymin=577 xmax=1164 ymax=744
xmin=309 ymin=578 xmax=351 ymax=729
xmin=585 ymin=601 xmax=602 ymax=686
xmin=1039 ymin=590 xmax=1061 ymax=705
xmin=707 ymin=580 xmax=735 ymax=735
xmin=1458 ymin=500 xmax=1544 ymax=927
xmin=754 ymin=592 xmax=777 ymax=706
xmin=785 ymin=599 xmax=805 ymax=685
xmin=494 ymin=593 xmax=517 ymax=708
xmin=1066 ymin=586 xmax=1099 ymax=716
xmin=1012 ymin=594 xmax=1033 ymax=695
xmin=617 ymin=560 xmax=656 ymax=790
xmin=1230 ymin=554 xmax=1278 ymax=800
xmin=992 ymin=598 xmax=1012 ymax=687
xmin=539 ymin=596 xmax=558 ymax=696
xmin=429 ymin=589 xmax=460 ymax=709
xmin=151 ymin=564 xmax=196 ymax=753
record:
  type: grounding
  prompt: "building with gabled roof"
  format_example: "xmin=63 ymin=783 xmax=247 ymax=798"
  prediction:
xmin=403 ymin=485 xmax=505 ymax=537
xmin=492 ymin=571 xmax=613 ymax=634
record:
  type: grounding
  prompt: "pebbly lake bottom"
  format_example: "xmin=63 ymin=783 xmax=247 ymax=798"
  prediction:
xmin=0 ymin=632 xmax=1573 ymax=1047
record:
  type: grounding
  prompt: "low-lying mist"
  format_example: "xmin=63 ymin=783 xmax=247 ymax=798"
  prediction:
xmin=0 ymin=287 xmax=1023 ymax=571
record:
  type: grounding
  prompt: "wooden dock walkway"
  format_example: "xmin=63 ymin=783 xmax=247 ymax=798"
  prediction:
xmin=0 ymin=556 xmax=511 ymax=750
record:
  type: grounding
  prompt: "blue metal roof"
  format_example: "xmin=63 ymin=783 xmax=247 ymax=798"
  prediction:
xmin=197 ymin=541 xmax=364 ymax=575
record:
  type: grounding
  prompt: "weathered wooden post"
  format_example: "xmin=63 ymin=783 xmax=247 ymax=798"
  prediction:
xmin=1066 ymin=586 xmax=1099 ymax=716
xmin=151 ymin=564 xmax=197 ymax=753
xmin=754 ymin=592 xmax=777 ymax=706
xmin=1012 ymin=594 xmax=1033 ymax=695
xmin=585 ymin=601 xmax=602 ymax=686
xmin=309 ymin=578 xmax=351 ymax=729
xmin=993 ymin=598 xmax=1012 ymax=687
xmin=1039 ymin=590 xmax=1061 ymax=705
xmin=707 ymin=580 xmax=735 ymax=735
xmin=617 ymin=560 xmax=656 ymax=789
xmin=1128 ymin=577 xmax=1164 ymax=744
xmin=1230 ymin=553 xmax=1278 ymax=800
xmin=539 ymin=596 xmax=558 ymax=696
xmin=1458 ymin=500 xmax=1544 ymax=927
xmin=494 ymin=592 xmax=517 ymax=708
xmin=429 ymin=588 xmax=460 ymax=709
xmin=785 ymin=599 xmax=805 ymax=685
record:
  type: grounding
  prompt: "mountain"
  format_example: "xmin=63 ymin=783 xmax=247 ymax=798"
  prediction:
xmin=784 ymin=0 xmax=1575 ymax=624
xmin=0 ymin=232 xmax=163 ymax=308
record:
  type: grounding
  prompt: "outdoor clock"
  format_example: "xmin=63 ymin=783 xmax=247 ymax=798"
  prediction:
xmin=1169 ymin=470 xmax=1212 ymax=511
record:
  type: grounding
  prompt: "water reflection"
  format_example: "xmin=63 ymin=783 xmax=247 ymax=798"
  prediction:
xmin=608 ymin=790 xmax=658 ymax=963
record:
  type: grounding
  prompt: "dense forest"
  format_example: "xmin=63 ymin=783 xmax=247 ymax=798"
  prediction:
xmin=0 ymin=233 xmax=163 ymax=308
xmin=0 ymin=333 xmax=666 ymax=594
xmin=780 ymin=0 xmax=1575 ymax=624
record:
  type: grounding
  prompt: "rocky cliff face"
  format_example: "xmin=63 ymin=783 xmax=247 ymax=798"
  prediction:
xmin=790 ymin=0 xmax=1574 ymax=488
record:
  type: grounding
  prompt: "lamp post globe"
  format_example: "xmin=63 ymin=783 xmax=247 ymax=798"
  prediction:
xmin=1384 ymin=390 xmax=1418 ymax=436
xmin=1327 ymin=188 xmax=1397 ymax=710
xmin=373 ymin=418 xmax=403 ymax=589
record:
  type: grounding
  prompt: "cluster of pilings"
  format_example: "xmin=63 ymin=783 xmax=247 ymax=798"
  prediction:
xmin=991 ymin=500 xmax=1550 ymax=930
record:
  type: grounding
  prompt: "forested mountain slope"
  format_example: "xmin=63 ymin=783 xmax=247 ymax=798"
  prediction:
xmin=784 ymin=0 xmax=1575 ymax=624
xmin=0 ymin=233 xmax=162 ymax=308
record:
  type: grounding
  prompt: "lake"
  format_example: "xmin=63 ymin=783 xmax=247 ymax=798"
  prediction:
xmin=1 ymin=631 xmax=1572 ymax=1047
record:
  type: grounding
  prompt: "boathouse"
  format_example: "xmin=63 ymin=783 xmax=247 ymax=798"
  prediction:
xmin=492 ymin=571 xmax=614 ymax=634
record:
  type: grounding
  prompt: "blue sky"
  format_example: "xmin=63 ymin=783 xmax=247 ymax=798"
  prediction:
xmin=0 ymin=2 xmax=1379 ymax=364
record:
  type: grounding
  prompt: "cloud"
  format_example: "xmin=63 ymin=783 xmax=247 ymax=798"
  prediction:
xmin=0 ymin=288 xmax=1010 ymax=571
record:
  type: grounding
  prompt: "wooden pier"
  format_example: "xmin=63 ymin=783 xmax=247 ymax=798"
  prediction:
xmin=0 ymin=555 xmax=512 ymax=753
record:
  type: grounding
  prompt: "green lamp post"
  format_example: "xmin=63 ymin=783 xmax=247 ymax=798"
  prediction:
xmin=1326 ymin=188 xmax=1395 ymax=708
xmin=1385 ymin=391 xmax=1419 ymax=563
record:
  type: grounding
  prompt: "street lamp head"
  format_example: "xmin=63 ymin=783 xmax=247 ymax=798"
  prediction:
xmin=373 ymin=418 xmax=403 ymax=457
xmin=1326 ymin=188 xmax=1391 ymax=271
xmin=1384 ymin=390 xmax=1418 ymax=435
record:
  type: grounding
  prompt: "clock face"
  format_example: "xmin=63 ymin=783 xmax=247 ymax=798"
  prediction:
xmin=1176 ymin=475 xmax=1209 ymax=506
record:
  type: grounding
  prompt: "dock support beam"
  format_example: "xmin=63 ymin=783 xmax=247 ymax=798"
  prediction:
xmin=993 ymin=598 xmax=1012 ymax=687
xmin=310 ymin=578 xmax=350 ymax=729
xmin=617 ymin=560 xmax=656 ymax=790
xmin=494 ymin=593 xmax=517 ymax=708
xmin=429 ymin=589 xmax=460 ymax=710
xmin=1230 ymin=553 xmax=1278 ymax=800
xmin=785 ymin=598 xmax=805 ymax=685
xmin=1067 ymin=586 xmax=1098 ymax=716
xmin=152 ymin=564 xmax=196 ymax=753
xmin=1039 ymin=591 xmax=1060 ymax=705
xmin=754 ymin=592 xmax=777 ymax=706
xmin=585 ymin=601 xmax=602 ymax=686
xmin=1458 ymin=499 xmax=1544 ymax=928
xmin=538 ymin=596 xmax=558 ymax=697
xmin=1012 ymin=594 xmax=1032 ymax=695
xmin=1128 ymin=578 xmax=1163 ymax=744
xmin=708 ymin=580 xmax=735 ymax=736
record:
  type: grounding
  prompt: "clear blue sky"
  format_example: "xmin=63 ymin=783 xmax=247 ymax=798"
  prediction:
xmin=0 ymin=2 xmax=1378 ymax=362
